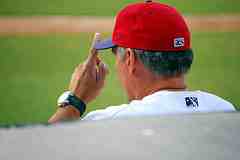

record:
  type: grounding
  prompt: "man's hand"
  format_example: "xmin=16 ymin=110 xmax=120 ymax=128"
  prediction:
xmin=48 ymin=33 xmax=108 ymax=124
xmin=69 ymin=33 xmax=109 ymax=104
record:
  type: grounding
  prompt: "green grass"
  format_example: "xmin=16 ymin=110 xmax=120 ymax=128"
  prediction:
xmin=189 ymin=32 xmax=240 ymax=107
xmin=0 ymin=32 xmax=239 ymax=125
xmin=0 ymin=0 xmax=239 ymax=16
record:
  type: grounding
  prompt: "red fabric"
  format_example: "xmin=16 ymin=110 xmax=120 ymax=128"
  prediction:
xmin=112 ymin=2 xmax=190 ymax=51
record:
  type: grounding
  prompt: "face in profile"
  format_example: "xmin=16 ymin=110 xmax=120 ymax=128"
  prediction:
xmin=113 ymin=48 xmax=137 ymax=101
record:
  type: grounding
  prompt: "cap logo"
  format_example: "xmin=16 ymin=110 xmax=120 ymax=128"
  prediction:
xmin=174 ymin=37 xmax=185 ymax=48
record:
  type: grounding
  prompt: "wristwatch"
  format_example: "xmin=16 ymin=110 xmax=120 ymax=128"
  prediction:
xmin=57 ymin=91 xmax=86 ymax=116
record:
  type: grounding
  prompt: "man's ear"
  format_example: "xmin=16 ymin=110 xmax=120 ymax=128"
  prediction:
xmin=125 ymin=48 xmax=136 ymax=74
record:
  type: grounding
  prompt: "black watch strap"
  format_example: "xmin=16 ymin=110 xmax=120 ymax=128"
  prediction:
xmin=65 ymin=94 xmax=86 ymax=117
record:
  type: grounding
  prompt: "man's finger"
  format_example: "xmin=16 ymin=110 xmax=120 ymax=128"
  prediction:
xmin=98 ymin=62 xmax=109 ymax=82
xmin=87 ymin=32 xmax=101 ymax=64
xmin=91 ymin=32 xmax=101 ymax=49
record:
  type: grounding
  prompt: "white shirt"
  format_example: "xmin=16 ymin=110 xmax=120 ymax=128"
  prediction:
xmin=82 ymin=90 xmax=236 ymax=121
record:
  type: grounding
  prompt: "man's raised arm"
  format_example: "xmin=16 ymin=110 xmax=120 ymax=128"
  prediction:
xmin=48 ymin=33 xmax=108 ymax=124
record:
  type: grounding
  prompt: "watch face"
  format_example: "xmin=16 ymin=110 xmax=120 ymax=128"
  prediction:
xmin=57 ymin=91 xmax=71 ymax=106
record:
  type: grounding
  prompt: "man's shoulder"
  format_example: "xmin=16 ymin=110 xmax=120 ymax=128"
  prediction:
xmin=144 ymin=90 xmax=236 ymax=112
xmin=194 ymin=91 xmax=236 ymax=111
xmin=81 ymin=90 xmax=236 ymax=121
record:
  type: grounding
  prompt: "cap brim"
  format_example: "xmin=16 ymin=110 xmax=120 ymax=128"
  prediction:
xmin=94 ymin=38 xmax=116 ymax=50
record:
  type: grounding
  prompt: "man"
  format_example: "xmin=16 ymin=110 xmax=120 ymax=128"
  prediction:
xmin=49 ymin=1 xmax=235 ymax=123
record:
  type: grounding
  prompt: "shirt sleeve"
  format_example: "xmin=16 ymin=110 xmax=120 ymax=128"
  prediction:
xmin=81 ymin=104 xmax=128 ymax=121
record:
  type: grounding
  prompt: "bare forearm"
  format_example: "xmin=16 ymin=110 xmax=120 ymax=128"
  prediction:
xmin=48 ymin=33 xmax=107 ymax=124
xmin=48 ymin=106 xmax=80 ymax=124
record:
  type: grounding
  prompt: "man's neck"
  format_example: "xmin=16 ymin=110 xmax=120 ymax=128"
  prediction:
xmin=134 ymin=76 xmax=187 ymax=100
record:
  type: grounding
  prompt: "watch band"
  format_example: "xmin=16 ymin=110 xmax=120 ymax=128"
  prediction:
xmin=60 ymin=93 xmax=86 ymax=117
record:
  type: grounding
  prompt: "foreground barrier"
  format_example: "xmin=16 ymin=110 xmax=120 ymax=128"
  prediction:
xmin=0 ymin=112 xmax=239 ymax=160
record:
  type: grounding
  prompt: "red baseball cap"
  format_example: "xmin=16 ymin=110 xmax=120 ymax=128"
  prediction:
xmin=95 ymin=0 xmax=191 ymax=51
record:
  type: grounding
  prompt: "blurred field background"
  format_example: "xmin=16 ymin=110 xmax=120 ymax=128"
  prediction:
xmin=1 ymin=0 xmax=240 ymax=15
xmin=0 ymin=0 xmax=239 ymax=124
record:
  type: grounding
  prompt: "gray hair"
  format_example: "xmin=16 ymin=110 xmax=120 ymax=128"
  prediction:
xmin=117 ymin=47 xmax=193 ymax=77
